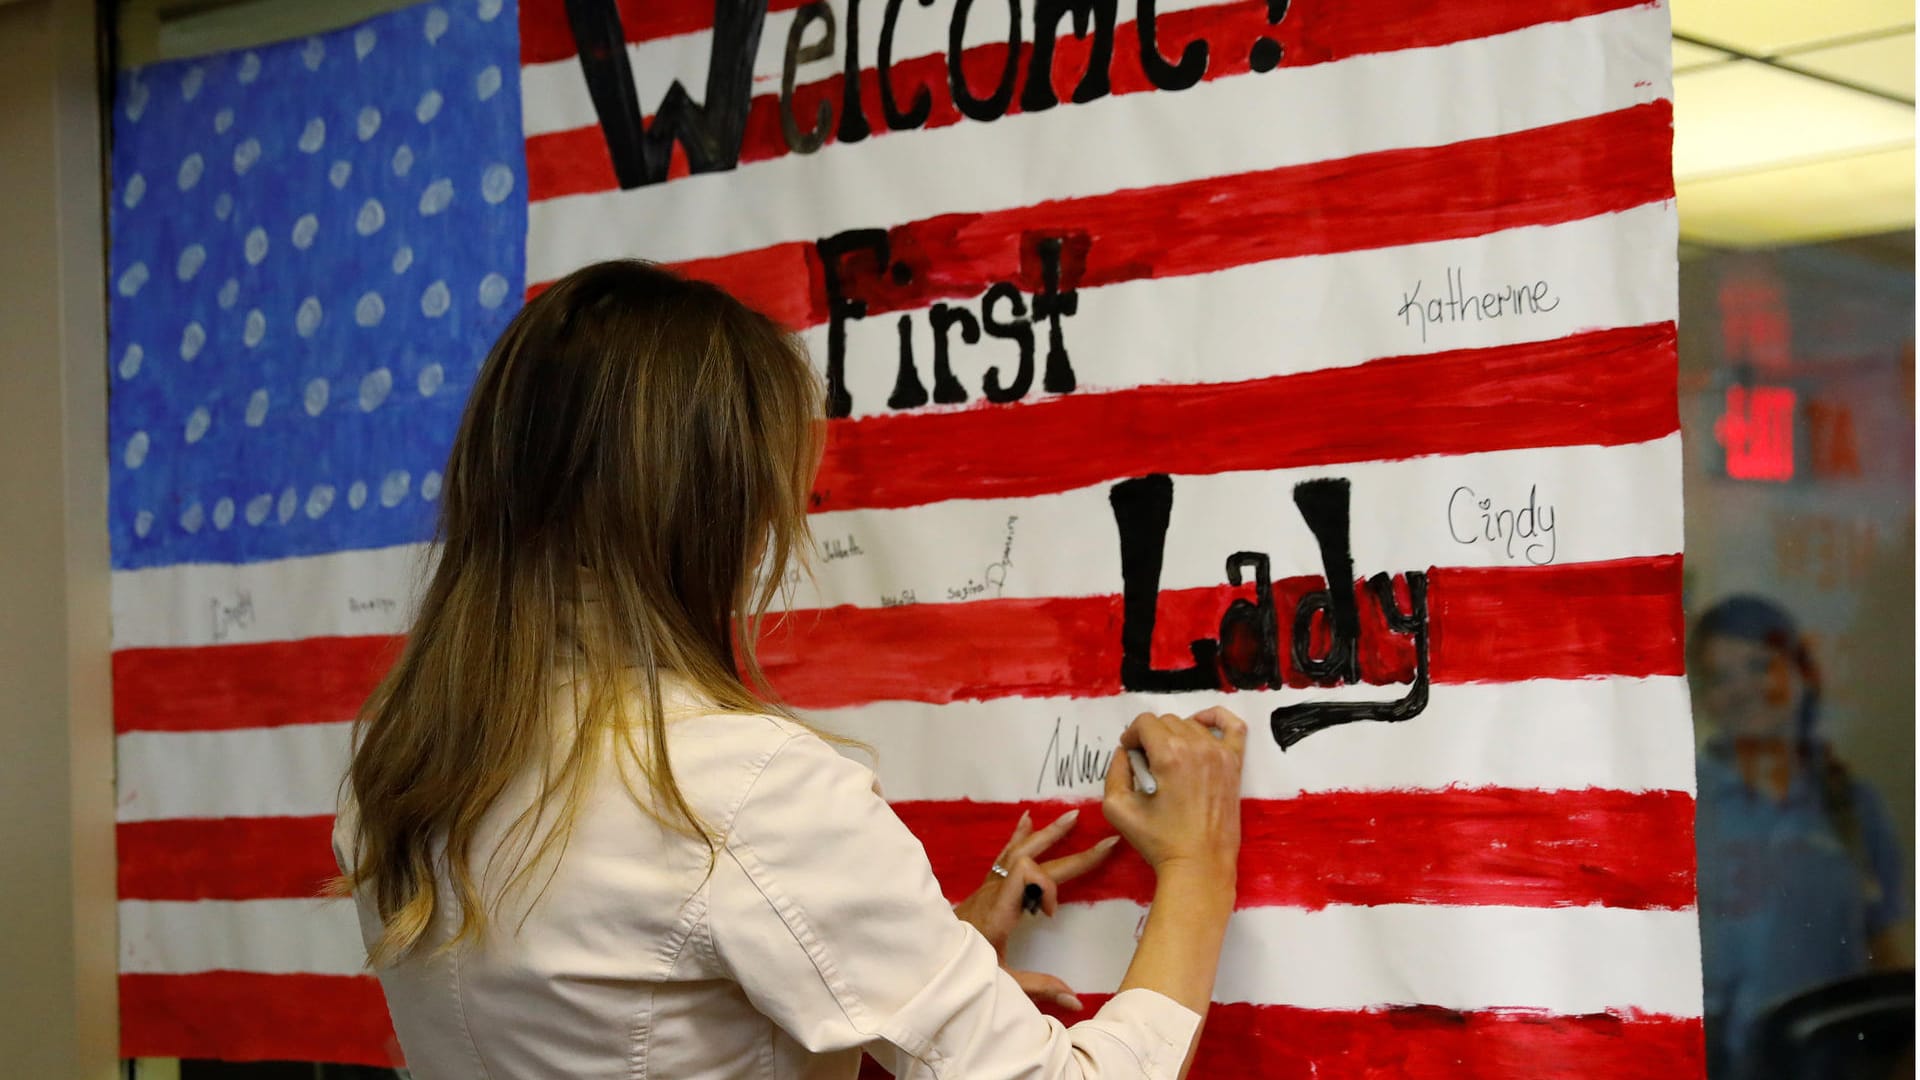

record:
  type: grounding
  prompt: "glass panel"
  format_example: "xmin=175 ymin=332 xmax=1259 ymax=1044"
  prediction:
xmin=1679 ymin=233 xmax=1916 ymax=1078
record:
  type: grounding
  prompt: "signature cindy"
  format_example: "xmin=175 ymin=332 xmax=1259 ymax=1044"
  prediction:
xmin=1448 ymin=484 xmax=1557 ymax=565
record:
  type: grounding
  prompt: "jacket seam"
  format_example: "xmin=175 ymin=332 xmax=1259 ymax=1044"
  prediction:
xmin=1077 ymin=1022 xmax=1156 ymax=1076
xmin=630 ymin=888 xmax=707 ymax=1080
xmin=628 ymin=719 xmax=790 ymax=1079
xmin=448 ymin=928 xmax=497 ymax=1080
xmin=720 ymin=737 xmax=944 ymax=1075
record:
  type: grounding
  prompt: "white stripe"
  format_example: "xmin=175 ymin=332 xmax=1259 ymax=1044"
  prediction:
xmin=117 ymin=722 xmax=352 ymax=822
xmin=111 ymin=541 xmax=430 ymax=650
xmin=525 ymin=8 xmax=1670 ymax=277
xmin=110 ymin=437 xmax=1679 ymax=649
xmin=520 ymin=0 xmax=1230 ymax=138
xmin=119 ymin=897 xmax=1702 ymax=1014
xmin=816 ymin=205 xmax=1679 ymax=419
xmin=114 ymin=676 xmax=1693 ymax=821
xmin=830 ymin=678 xmax=1698 ymax=802
xmin=1013 ymin=902 xmax=1704 ymax=1015
xmin=120 ymin=898 xmax=364 ymax=976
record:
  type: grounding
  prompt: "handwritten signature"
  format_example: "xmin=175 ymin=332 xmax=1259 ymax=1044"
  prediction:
xmin=984 ymin=515 xmax=1019 ymax=596
xmin=820 ymin=533 xmax=864 ymax=563
xmin=209 ymin=589 xmax=255 ymax=643
xmin=1448 ymin=484 xmax=1557 ymax=565
xmin=1398 ymin=267 xmax=1559 ymax=343
xmin=1033 ymin=717 xmax=1114 ymax=794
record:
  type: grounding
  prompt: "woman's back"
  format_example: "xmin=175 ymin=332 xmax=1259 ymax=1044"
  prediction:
xmin=338 ymin=678 xmax=1201 ymax=1079
xmin=339 ymin=685 xmax=820 ymax=1078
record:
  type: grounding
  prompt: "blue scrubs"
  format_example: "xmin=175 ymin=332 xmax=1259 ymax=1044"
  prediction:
xmin=1694 ymin=743 xmax=1905 ymax=1074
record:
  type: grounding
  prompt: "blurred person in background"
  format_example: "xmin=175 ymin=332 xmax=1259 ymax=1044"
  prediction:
xmin=1691 ymin=594 xmax=1907 ymax=1078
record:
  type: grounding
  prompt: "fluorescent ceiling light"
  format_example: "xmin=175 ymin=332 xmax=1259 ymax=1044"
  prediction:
xmin=1673 ymin=60 xmax=1915 ymax=181
xmin=1677 ymin=145 xmax=1916 ymax=246
xmin=1671 ymin=0 xmax=1913 ymax=54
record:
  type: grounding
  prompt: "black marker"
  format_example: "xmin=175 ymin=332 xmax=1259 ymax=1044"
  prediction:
xmin=1022 ymin=882 xmax=1043 ymax=915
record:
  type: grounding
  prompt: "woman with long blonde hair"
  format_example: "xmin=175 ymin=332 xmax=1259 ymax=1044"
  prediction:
xmin=334 ymin=260 xmax=1246 ymax=1079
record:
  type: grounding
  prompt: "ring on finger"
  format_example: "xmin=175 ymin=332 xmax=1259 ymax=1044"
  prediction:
xmin=990 ymin=863 xmax=1011 ymax=878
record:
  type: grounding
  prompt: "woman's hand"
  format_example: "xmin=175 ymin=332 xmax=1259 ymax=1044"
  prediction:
xmin=1102 ymin=707 xmax=1246 ymax=880
xmin=952 ymin=807 xmax=1120 ymax=1012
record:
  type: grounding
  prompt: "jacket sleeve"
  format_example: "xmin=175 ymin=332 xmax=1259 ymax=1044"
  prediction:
xmin=706 ymin=730 xmax=1201 ymax=1079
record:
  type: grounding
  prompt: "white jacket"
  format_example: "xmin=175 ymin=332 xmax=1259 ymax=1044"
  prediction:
xmin=334 ymin=686 xmax=1200 ymax=1079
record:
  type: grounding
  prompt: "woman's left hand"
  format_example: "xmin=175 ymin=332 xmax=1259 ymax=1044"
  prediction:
xmin=952 ymin=807 xmax=1120 ymax=1013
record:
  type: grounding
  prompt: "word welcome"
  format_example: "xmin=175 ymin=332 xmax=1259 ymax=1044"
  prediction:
xmin=561 ymin=0 xmax=1300 ymax=189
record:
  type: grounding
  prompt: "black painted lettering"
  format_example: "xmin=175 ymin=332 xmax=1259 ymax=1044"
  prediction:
xmin=780 ymin=3 xmax=837 ymax=153
xmin=1022 ymin=0 xmax=1117 ymax=112
xmin=839 ymin=0 xmax=873 ymax=142
xmin=1031 ymin=236 xmax=1080 ymax=393
xmin=1135 ymin=0 xmax=1206 ymax=91
xmin=1269 ymin=479 xmax=1430 ymax=749
xmin=1111 ymin=474 xmax=1217 ymax=692
xmin=816 ymin=228 xmax=890 ymax=417
xmin=889 ymin=314 xmax=931 ymax=408
xmin=929 ymin=303 xmax=979 ymax=403
xmin=949 ymin=0 xmax=1023 ymax=121
xmin=1217 ymin=552 xmax=1277 ymax=689
xmin=980 ymin=282 xmax=1036 ymax=402
xmin=564 ymin=0 xmax=769 ymax=188
xmin=1287 ymin=479 xmax=1361 ymax=685
xmin=879 ymin=0 xmax=933 ymax=129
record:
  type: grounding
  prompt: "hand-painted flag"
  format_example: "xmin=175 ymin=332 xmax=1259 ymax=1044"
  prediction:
xmin=106 ymin=0 xmax=1699 ymax=1072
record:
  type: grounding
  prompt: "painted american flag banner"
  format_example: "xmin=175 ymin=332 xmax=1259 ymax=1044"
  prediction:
xmin=106 ymin=0 xmax=1700 ymax=1072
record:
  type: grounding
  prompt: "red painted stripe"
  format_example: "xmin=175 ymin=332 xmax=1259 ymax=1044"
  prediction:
xmin=1428 ymin=558 xmax=1688 ymax=686
xmin=520 ymin=0 xmax=811 ymax=64
xmin=113 ymin=633 xmax=399 ymax=733
xmin=112 ymin=554 xmax=1681 ymax=731
xmin=1183 ymin=1004 xmax=1705 ymax=1080
xmin=540 ymin=103 xmax=1673 ymax=332
xmin=119 ymin=972 xmax=400 ymax=1066
xmin=119 ymin=971 xmax=1700 ymax=1074
xmin=524 ymin=0 xmax=1652 ymax=188
xmin=894 ymin=788 xmax=1696 ymax=911
xmin=863 ymin=1002 xmax=1703 ymax=1080
xmin=117 ymin=786 xmax=1694 ymax=909
xmin=760 ymin=555 xmax=1682 ymax=709
xmin=118 ymin=816 xmax=339 ymax=902
xmin=811 ymin=322 xmax=1678 ymax=513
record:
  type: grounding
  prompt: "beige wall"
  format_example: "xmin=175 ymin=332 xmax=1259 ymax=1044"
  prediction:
xmin=0 ymin=0 xmax=120 ymax=1073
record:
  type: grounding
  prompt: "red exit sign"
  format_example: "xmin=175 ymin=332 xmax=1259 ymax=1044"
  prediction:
xmin=1715 ymin=384 xmax=1797 ymax=482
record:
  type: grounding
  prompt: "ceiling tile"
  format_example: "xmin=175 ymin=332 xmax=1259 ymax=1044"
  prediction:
xmin=1784 ymin=32 xmax=1916 ymax=101
xmin=1674 ymin=38 xmax=1736 ymax=72
xmin=1674 ymin=60 xmax=1915 ymax=181
xmin=1677 ymin=145 xmax=1916 ymax=246
xmin=1671 ymin=0 xmax=1912 ymax=55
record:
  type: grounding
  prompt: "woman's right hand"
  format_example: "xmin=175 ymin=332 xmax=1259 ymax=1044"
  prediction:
xmin=1101 ymin=707 xmax=1246 ymax=879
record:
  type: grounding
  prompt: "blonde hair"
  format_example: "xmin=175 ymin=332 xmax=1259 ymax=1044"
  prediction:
xmin=337 ymin=260 xmax=825 ymax=966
